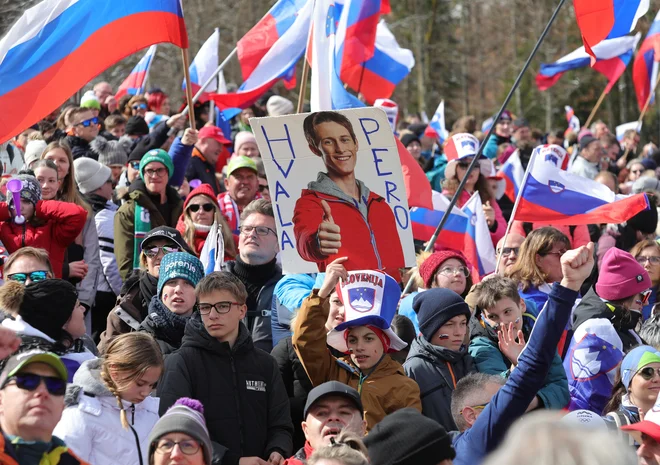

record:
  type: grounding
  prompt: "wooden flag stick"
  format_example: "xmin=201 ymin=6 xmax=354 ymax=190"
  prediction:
xmin=583 ymin=86 xmax=608 ymax=129
xmin=297 ymin=59 xmax=310 ymax=113
xmin=181 ymin=48 xmax=197 ymax=130
xmin=621 ymin=72 xmax=660 ymax=162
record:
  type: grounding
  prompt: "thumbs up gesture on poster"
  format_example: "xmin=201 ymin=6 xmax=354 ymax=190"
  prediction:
xmin=317 ymin=200 xmax=342 ymax=256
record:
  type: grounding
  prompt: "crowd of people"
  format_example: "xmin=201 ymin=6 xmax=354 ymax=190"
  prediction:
xmin=0 ymin=82 xmax=660 ymax=465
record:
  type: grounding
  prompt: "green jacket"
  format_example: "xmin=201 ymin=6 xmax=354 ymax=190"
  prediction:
xmin=114 ymin=180 xmax=183 ymax=281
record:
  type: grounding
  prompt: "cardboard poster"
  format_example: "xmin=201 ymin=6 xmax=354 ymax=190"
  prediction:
xmin=251 ymin=108 xmax=415 ymax=276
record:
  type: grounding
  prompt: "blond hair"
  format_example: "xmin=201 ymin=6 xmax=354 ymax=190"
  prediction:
xmin=4 ymin=247 xmax=54 ymax=277
xmin=100 ymin=333 xmax=163 ymax=429
xmin=183 ymin=192 xmax=236 ymax=259
xmin=308 ymin=431 xmax=369 ymax=465
xmin=41 ymin=140 xmax=91 ymax=214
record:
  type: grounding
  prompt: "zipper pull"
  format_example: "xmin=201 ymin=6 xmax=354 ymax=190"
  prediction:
xmin=131 ymin=404 xmax=135 ymax=425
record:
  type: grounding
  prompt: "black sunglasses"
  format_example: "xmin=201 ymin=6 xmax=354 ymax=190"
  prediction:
xmin=639 ymin=366 xmax=660 ymax=381
xmin=188 ymin=203 xmax=215 ymax=213
xmin=2 ymin=373 xmax=66 ymax=396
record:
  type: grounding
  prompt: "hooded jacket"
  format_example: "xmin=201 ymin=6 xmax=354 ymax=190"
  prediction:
xmin=468 ymin=308 xmax=569 ymax=410
xmin=53 ymin=358 xmax=160 ymax=465
xmin=572 ymin=286 xmax=643 ymax=352
xmin=292 ymin=173 xmax=404 ymax=281
xmin=157 ymin=314 xmax=293 ymax=465
xmin=114 ymin=179 xmax=184 ymax=281
xmin=0 ymin=200 xmax=87 ymax=279
xmin=404 ymin=336 xmax=475 ymax=430
xmin=292 ymin=291 xmax=422 ymax=431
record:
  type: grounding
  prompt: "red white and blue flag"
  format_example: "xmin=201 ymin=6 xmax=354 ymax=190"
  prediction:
xmin=515 ymin=149 xmax=649 ymax=225
xmin=211 ymin=0 xmax=310 ymax=109
xmin=565 ymin=105 xmax=581 ymax=132
xmin=461 ymin=192 xmax=497 ymax=278
xmin=633 ymin=10 xmax=660 ymax=111
xmin=396 ymin=138 xmax=434 ymax=210
xmin=115 ymin=45 xmax=157 ymax=100
xmin=183 ymin=29 xmax=219 ymax=102
xmin=536 ymin=33 xmax=641 ymax=92
xmin=573 ymin=0 xmax=648 ymax=62
xmin=0 ymin=0 xmax=187 ymax=143
xmin=424 ymin=100 xmax=449 ymax=143
xmin=410 ymin=191 xmax=468 ymax=248
xmin=616 ymin=121 xmax=642 ymax=142
xmin=498 ymin=148 xmax=525 ymax=202
xmin=340 ymin=20 xmax=415 ymax=104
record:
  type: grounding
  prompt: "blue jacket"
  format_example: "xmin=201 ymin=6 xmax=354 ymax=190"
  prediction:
xmin=453 ymin=284 xmax=578 ymax=465
xmin=468 ymin=305 xmax=569 ymax=410
xmin=519 ymin=285 xmax=551 ymax=310
xmin=398 ymin=292 xmax=420 ymax=333
xmin=483 ymin=134 xmax=510 ymax=160
xmin=167 ymin=137 xmax=194 ymax=187
xmin=271 ymin=274 xmax=318 ymax=346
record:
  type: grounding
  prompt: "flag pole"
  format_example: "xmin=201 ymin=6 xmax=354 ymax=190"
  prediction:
xmin=402 ymin=0 xmax=566 ymax=294
xmin=297 ymin=0 xmax=316 ymax=113
xmin=494 ymin=151 xmax=537 ymax=273
xmin=621 ymin=71 xmax=660 ymax=162
xmin=583 ymin=85 xmax=608 ymax=129
xmin=181 ymin=48 xmax=197 ymax=130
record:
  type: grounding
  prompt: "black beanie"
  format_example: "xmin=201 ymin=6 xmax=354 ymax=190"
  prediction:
xmin=364 ymin=408 xmax=456 ymax=465
xmin=413 ymin=289 xmax=470 ymax=342
xmin=125 ymin=116 xmax=149 ymax=137
xmin=627 ymin=203 xmax=658 ymax=234
xmin=400 ymin=133 xmax=421 ymax=149
xmin=19 ymin=279 xmax=78 ymax=340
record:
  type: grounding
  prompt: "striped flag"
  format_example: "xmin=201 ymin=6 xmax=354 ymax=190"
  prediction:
xmin=116 ymin=45 xmax=158 ymax=99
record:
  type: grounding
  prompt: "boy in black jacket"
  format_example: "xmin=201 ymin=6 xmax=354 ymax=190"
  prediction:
xmin=158 ymin=272 xmax=293 ymax=465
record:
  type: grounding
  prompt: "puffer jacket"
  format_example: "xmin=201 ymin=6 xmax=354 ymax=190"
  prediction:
xmin=0 ymin=433 xmax=90 ymax=465
xmin=292 ymin=172 xmax=404 ymax=281
xmin=53 ymin=358 xmax=160 ymax=465
xmin=404 ymin=336 xmax=475 ymax=430
xmin=292 ymin=291 xmax=422 ymax=431
xmin=468 ymin=307 xmax=570 ymax=410
xmin=157 ymin=314 xmax=293 ymax=465
xmin=114 ymin=179 xmax=184 ymax=281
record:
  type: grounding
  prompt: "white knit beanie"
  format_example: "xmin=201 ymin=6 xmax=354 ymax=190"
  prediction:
xmin=74 ymin=157 xmax=111 ymax=194
xmin=234 ymin=131 xmax=258 ymax=155
xmin=23 ymin=140 xmax=47 ymax=169
xmin=266 ymin=95 xmax=294 ymax=116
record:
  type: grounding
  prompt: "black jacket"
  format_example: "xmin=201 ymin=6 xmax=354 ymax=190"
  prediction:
xmin=158 ymin=314 xmax=293 ymax=465
xmin=186 ymin=152 xmax=221 ymax=195
xmin=403 ymin=336 xmax=474 ymax=431
xmin=127 ymin=121 xmax=170 ymax=161
xmin=572 ymin=286 xmax=643 ymax=351
xmin=139 ymin=296 xmax=188 ymax=356
xmin=64 ymin=136 xmax=96 ymax=160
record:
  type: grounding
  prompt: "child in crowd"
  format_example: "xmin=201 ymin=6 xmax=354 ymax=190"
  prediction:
xmin=468 ymin=275 xmax=570 ymax=410
xmin=54 ymin=332 xmax=163 ymax=465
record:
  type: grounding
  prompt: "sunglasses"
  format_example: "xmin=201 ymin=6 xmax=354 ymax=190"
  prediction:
xmin=143 ymin=245 xmax=179 ymax=258
xmin=258 ymin=184 xmax=269 ymax=192
xmin=639 ymin=366 xmax=660 ymax=381
xmin=6 ymin=270 xmax=48 ymax=284
xmin=132 ymin=103 xmax=148 ymax=110
xmin=77 ymin=117 xmax=99 ymax=128
xmin=638 ymin=289 xmax=653 ymax=307
xmin=188 ymin=203 xmax=215 ymax=213
xmin=2 ymin=373 xmax=66 ymax=396
xmin=497 ymin=247 xmax=520 ymax=257
xmin=129 ymin=161 xmax=140 ymax=170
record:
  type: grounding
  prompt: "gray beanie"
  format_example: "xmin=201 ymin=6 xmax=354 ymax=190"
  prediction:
xmin=9 ymin=175 xmax=41 ymax=207
xmin=23 ymin=140 xmax=47 ymax=169
xmin=148 ymin=398 xmax=212 ymax=465
xmin=91 ymin=136 xmax=128 ymax=167
xmin=73 ymin=157 xmax=111 ymax=194
xmin=266 ymin=95 xmax=294 ymax=116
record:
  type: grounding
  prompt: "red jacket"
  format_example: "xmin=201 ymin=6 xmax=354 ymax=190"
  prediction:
xmin=292 ymin=189 xmax=404 ymax=281
xmin=284 ymin=442 xmax=314 ymax=465
xmin=0 ymin=200 xmax=87 ymax=278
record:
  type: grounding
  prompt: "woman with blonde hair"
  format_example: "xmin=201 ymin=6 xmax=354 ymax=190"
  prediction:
xmin=54 ymin=332 xmax=163 ymax=465
xmin=176 ymin=183 xmax=236 ymax=261
xmin=124 ymin=95 xmax=149 ymax=120
xmin=507 ymin=227 xmax=571 ymax=310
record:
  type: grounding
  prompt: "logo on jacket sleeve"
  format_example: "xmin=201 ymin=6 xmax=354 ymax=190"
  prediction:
xmin=246 ymin=380 xmax=266 ymax=392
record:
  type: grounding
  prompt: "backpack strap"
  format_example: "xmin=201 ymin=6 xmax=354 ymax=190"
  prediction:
xmin=606 ymin=411 xmax=635 ymax=446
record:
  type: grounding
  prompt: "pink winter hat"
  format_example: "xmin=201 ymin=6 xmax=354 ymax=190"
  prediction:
xmin=596 ymin=247 xmax=651 ymax=301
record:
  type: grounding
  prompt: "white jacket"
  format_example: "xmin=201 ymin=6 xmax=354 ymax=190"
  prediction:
xmin=54 ymin=358 xmax=160 ymax=465
xmin=95 ymin=202 xmax=122 ymax=295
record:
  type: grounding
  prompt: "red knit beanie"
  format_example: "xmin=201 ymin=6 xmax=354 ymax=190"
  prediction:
xmin=419 ymin=249 xmax=470 ymax=289
xmin=184 ymin=183 xmax=217 ymax=210
xmin=596 ymin=247 xmax=651 ymax=301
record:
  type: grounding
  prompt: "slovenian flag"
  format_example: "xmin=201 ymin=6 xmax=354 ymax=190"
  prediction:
xmin=115 ymin=45 xmax=157 ymax=100
xmin=410 ymin=191 xmax=468 ymax=249
xmin=633 ymin=10 xmax=660 ymax=111
xmin=424 ymin=100 xmax=449 ymax=143
xmin=573 ymin=0 xmax=648 ymax=62
xmin=0 ymin=0 xmax=188 ymax=144
xmin=183 ymin=28 xmax=219 ymax=103
xmin=536 ymin=33 xmax=641 ymax=92
xmin=461 ymin=192 xmax=496 ymax=278
xmin=515 ymin=148 xmax=649 ymax=225
xmin=498 ymin=148 xmax=525 ymax=202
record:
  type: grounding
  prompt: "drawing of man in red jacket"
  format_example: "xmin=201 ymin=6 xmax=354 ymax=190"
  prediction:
xmin=292 ymin=111 xmax=404 ymax=280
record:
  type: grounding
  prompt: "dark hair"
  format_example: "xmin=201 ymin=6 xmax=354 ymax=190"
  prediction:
xmin=603 ymin=368 xmax=626 ymax=414
xmin=303 ymin=111 xmax=357 ymax=156
xmin=391 ymin=314 xmax=416 ymax=347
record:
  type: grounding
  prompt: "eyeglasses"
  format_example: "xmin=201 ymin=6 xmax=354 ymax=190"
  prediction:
xmin=258 ymin=183 xmax=269 ymax=192
xmin=144 ymin=167 xmax=167 ymax=178
xmin=631 ymin=169 xmax=644 ymax=175
xmin=459 ymin=403 xmax=489 ymax=415
xmin=129 ymin=161 xmax=140 ymax=170
xmin=239 ymin=225 xmax=276 ymax=237
xmin=497 ymin=247 xmax=520 ymax=257
xmin=1 ymin=373 xmax=66 ymax=396
xmin=188 ymin=203 xmax=215 ymax=213
xmin=438 ymin=266 xmax=470 ymax=277
xmin=76 ymin=117 xmax=99 ymax=128
xmin=198 ymin=301 xmax=242 ymax=315
xmin=637 ymin=256 xmax=660 ymax=265
xmin=155 ymin=439 xmax=201 ymax=456
xmin=6 ymin=271 xmax=48 ymax=284
xmin=639 ymin=366 xmax=660 ymax=381
xmin=132 ymin=103 xmax=148 ymax=110
xmin=143 ymin=245 xmax=179 ymax=259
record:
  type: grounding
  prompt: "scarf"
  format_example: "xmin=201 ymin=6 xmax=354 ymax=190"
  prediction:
xmin=146 ymin=296 xmax=189 ymax=347
xmin=219 ymin=192 xmax=262 ymax=235
xmin=132 ymin=203 xmax=151 ymax=270
xmin=139 ymin=272 xmax=158 ymax=319
xmin=232 ymin=256 xmax=278 ymax=312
